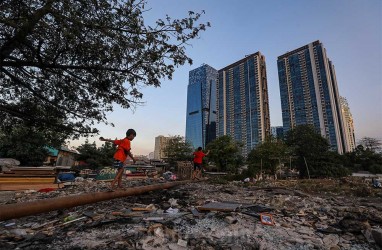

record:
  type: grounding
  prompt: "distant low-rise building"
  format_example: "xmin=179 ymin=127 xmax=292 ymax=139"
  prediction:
xmin=148 ymin=152 xmax=155 ymax=160
xmin=134 ymin=155 xmax=149 ymax=164
xmin=154 ymin=136 xmax=170 ymax=160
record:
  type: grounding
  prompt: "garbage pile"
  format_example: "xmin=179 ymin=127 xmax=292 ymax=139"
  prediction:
xmin=0 ymin=178 xmax=381 ymax=249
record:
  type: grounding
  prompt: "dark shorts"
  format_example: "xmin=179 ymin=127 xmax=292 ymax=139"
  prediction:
xmin=194 ymin=163 xmax=202 ymax=170
xmin=113 ymin=160 xmax=124 ymax=169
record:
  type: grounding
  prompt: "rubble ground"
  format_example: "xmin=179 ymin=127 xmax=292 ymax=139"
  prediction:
xmin=0 ymin=177 xmax=381 ymax=250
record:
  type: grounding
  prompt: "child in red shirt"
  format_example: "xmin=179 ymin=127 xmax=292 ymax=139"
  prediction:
xmin=192 ymin=147 xmax=209 ymax=180
xmin=100 ymin=129 xmax=136 ymax=189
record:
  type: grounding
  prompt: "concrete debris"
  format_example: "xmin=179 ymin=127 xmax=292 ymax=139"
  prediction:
xmin=224 ymin=216 xmax=237 ymax=224
xmin=177 ymin=238 xmax=188 ymax=247
xmin=0 ymin=177 xmax=381 ymax=249
xmin=372 ymin=228 xmax=382 ymax=247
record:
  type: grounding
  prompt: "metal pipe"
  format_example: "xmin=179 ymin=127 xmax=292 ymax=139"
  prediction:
xmin=0 ymin=180 xmax=191 ymax=221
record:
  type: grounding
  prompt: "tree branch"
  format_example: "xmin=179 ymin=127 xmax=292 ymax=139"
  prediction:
xmin=1 ymin=68 xmax=87 ymax=119
xmin=0 ymin=0 xmax=54 ymax=63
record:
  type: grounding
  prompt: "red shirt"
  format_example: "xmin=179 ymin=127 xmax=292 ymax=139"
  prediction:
xmin=113 ymin=138 xmax=131 ymax=162
xmin=193 ymin=151 xmax=206 ymax=164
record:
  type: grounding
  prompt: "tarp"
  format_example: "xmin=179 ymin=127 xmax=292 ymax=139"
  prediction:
xmin=45 ymin=147 xmax=59 ymax=157
xmin=58 ymin=173 xmax=75 ymax=182
xmin=0 ymin=158 xmax=20 ymax=166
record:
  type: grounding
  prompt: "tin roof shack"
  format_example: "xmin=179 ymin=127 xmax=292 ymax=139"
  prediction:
xmin=45 ymin=147 xmax=80 ymax=167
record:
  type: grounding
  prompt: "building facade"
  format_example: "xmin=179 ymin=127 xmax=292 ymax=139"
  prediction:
xmin=277 ymin=40 xmax=347 ymax=153
xmin=185 ymin=64 xmax=218 ymax=149
xmin=148 ymin=152 xmax=155 ymax=160
xmin=154 ymin=135 xmax=170 ymax=160
xmin=271 ymin=126 xmax=284 ymax=140
xmin=217 ymin=52 xmax=271 ymax=155
xmin=340 ymin=97 xmax=356 ymax=152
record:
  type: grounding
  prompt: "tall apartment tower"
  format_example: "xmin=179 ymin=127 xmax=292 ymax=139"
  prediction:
xmin=271 ymin=126 xmax=284 ymax=140
xmin=217 ymin=52 xmax=271 ymax=155
xmin=277 ymin=40 xmax=347 ymax=153
xmin=185 ymin=64 xmax=218 ymax=149
xmin=154 ymin=135 xmax=170 ymax=160
xmin=340 ymin=97 xmax=356 ymax=152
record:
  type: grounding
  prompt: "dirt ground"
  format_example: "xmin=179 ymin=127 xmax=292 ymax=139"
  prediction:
xmin=0 ymin=177 xmax=381 ymax=249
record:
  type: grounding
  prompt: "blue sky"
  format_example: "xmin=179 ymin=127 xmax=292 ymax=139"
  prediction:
xmin=71 ymin=0 xmax=382 ymax=156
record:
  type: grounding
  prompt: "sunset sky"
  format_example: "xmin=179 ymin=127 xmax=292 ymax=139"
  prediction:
xmin=71 ymin=0 xmax=382 ymax=156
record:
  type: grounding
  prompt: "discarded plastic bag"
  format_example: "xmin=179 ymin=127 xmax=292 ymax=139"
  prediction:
xmin=166 ymin=208 xmax=179 ymax=214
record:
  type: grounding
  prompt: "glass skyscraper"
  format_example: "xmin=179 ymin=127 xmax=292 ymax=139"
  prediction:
xmin=185 ymin=64 xmax=218 ymax=149
xmin=216 ymin=52 xmax=271 ymax=156
xmin=277 ymin=40 xmax=348 ymax=153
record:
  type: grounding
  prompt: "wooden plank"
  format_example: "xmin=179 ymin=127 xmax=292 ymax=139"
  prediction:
xmin=131 ymin=207 xmax=153 ymax=212
xmin=0 ymin=172 xmax=55 ymax=177
xmin=0 ymin=177 xmax=55 ymax=185
xmin=0 ymin=183 xmax=60 ymax=191
xmin=176 ymin=161 xmax=193 ymax=180
xmin=0 ymin=177 xmax=55 ymax=180
xmin=0 ymin=180 xmax=55 ymax=183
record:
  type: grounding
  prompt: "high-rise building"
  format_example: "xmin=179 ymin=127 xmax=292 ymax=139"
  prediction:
xmin=277 ymin=40 xmax=347 ymax=153
xmin=185 ymin=64 xmax=218 ymax=149
xmin=271 ymin=126 xmax=284 ymax=140
xmin=148 ymin=152 xmax=155 ymax=160
xmin=340 ymin=97 xmax=356 ymax=152
xmin=217 ymin=52 xmax=271 ymax=155
xmin=154 ymin=135 xmax=170 ymax=160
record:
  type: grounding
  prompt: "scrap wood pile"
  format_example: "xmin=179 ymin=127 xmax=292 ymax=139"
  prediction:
xmin=0 ymin=178 xmax=381 ymax=249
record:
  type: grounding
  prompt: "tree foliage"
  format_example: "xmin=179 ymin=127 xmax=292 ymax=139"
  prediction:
xmin=285 ymin=125 xmax=330 ymax=159
xmin=344 ymin=145 xmax=382 ymax=174
xmin=282 ymin=125 xmax=357 ymax=178
xmin=0 ymin=124 xmax=66 ymax=166
xmin=0 ymin=0 xmax=210 ymax=137
xmin=162 ymin=135 xmax=193 ymax=167
xmin=285 ymin=125 xmax=334 ymax=178
xmin=304 ymin=151 xmax=351 ymax=178
xmin=247 ymin=136 xmax=288 ymax=175
xmin=206 ymin=135 xmax=243 ymax=172
xmin=245 ymin=127 xmax=382 ymax=177
xmin=76 ymin=139 xmax=116 ymax=169
xmin=358 ymin=137 xmax=382 ymax=153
